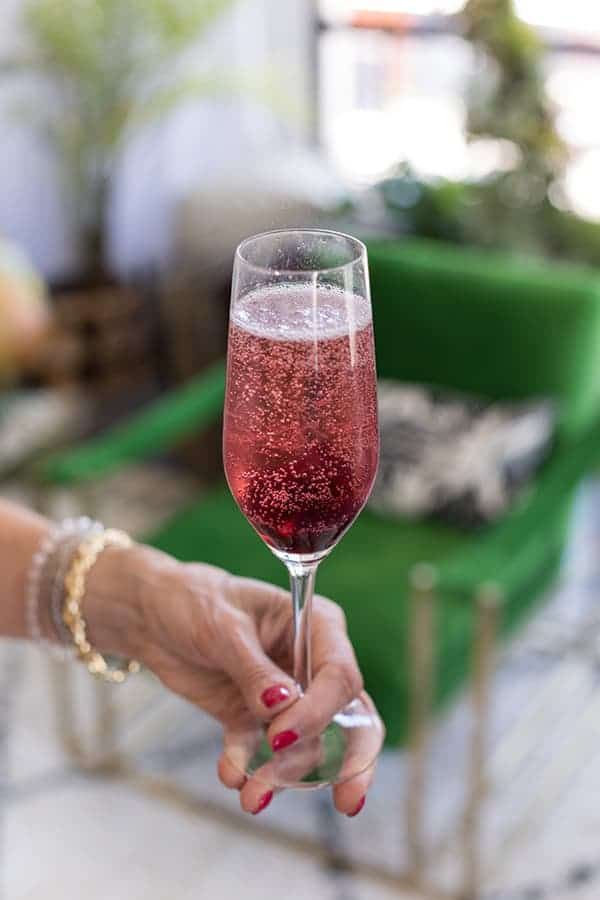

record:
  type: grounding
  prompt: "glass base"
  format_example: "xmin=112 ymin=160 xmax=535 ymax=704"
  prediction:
xmin=224 ymin=696 xmax=384 ymax=790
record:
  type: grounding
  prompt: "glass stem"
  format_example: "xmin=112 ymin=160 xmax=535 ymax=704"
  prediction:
xmin=287 ymin=562 xmax=319 ymax=691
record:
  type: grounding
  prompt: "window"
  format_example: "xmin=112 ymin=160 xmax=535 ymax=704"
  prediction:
xmin=515 ymin=0 xmax=600 ymax=39
xmin=318 ymin=1 xmax=600 ymax=219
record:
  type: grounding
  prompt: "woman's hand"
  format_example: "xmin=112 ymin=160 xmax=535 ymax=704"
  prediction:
xmin=86 ymin=543 xmax=382 ymax=817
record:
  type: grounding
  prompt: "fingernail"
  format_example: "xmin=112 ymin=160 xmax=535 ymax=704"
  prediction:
xmin=271 ymin=729 xmax=299 ymax=752
xmin=261 ymin=684 xmax=291 ymax=709
xmin=252 ymin=790 xmax=273 ymax=815
xmin=347 ymin=796 xmax=366 ymax=818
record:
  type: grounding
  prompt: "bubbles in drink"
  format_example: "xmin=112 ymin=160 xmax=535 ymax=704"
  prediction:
xmin=231 ymin=283 xmax=372 ymax=341
xmin=224 ymin=285 xmax=379 ymax=555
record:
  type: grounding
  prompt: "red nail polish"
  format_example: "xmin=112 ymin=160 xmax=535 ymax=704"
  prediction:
xmin=261 ymin=684 xmax=291 ymax=708
xmin=347 ymin=796 xmax=366 ymax=818
xmin=271 ymin=729 xmax=299 ymax=752
xmin=252 ymin=790 xmax=273 ymax=814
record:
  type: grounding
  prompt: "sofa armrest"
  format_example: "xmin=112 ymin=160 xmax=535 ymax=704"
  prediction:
xmin=436 ymin=414 xmax=600 ymax=598
xmin=36 ymin=361 xmax=225 ymax=487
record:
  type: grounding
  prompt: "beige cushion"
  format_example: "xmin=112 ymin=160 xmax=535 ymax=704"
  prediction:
xmin=175 ymin=148 xmax=347 ymax=278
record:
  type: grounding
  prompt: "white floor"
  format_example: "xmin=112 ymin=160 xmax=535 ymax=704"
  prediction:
xmin=9 ymin=779 xmax=403 ymax=900
xmin=3 ymin=644 xmax=419 ymax=900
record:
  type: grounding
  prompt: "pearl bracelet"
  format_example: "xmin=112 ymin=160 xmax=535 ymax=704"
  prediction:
xmin=62 ymin=528 xmax=141 ymax=683
xmin=25 ymin=517 xmax=101 ymax=657
xmin=50 ymin=522 xmax=103 ymax=650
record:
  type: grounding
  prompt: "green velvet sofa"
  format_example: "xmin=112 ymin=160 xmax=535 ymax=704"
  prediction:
xmin=38 ymin=239 xmax=600 ymax=745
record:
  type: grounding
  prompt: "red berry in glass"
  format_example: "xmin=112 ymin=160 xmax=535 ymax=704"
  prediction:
xmin=223 ymin=285 xmax=379 ymax=555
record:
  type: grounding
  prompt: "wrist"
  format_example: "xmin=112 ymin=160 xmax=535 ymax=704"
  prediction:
xmin=84 ymin=542 xmax=170 ymax=659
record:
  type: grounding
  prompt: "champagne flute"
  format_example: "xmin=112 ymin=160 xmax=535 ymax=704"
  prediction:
xmin=223 ymin=229 xmax=383 ymax=788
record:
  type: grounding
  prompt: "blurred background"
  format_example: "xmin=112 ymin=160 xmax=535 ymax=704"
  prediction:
xmin=3 ymin=1 xmax=600 ymax=899
xmin=5 ymin=0 xmax=600 ymax=398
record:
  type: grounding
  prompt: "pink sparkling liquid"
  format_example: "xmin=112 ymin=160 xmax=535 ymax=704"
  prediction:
xmin=223 ymin=285 xmax=379 ymax=555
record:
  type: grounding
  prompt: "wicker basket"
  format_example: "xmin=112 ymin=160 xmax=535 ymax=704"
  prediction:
xmin=41 ymin=279 xmax=162 ymax=396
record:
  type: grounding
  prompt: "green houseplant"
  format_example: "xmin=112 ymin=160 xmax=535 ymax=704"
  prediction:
xmin=3 ymin=0 xmax=236 ymax=281
xmin=379 ymin=0 xmax=600 ymax=265
xmin=1 ymin=0 xmax=237 ymax=391
xmin=464 ymin=0 xmax=567 ymax=186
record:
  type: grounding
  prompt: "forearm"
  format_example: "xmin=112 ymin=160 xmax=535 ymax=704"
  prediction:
xmin=0 ymin=499 xmax=50 ymax=639
xmin=84 ymin=541 xmax=174 ymax=659
xmin=0 ymin=498 xmax=158 ymax=656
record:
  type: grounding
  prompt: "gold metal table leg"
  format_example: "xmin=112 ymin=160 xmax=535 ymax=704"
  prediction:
xmin=461 ymin=584 xmax=502 ymax=900
xmin=48 ymin=656 xmax=121 ymax=771
xmin=48 ymin=657 xmax=86 ymax=764
xmin=407 ymin=563 xmax=438 ymax=887
xmin=92 ymin=677 xmax=121 ymax=772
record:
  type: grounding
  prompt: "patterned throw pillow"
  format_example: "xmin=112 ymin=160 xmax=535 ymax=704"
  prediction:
xmin=369 ymin=382 xmax=555 ymax=529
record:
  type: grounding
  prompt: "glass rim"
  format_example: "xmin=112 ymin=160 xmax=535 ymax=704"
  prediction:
xmin=235 ymin=228 xmax=367 ymax=276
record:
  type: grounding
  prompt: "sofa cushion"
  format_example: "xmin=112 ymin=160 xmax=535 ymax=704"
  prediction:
xmin=370 ymin=381 xmax=555 ymax=528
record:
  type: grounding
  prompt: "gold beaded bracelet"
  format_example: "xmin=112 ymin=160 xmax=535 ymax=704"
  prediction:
xmin=63 ymin=528 xmax=141 ymax=684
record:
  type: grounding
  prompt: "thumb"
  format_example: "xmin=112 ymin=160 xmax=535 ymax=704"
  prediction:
xmin=219 ymin=617 xmax=298 ymax=721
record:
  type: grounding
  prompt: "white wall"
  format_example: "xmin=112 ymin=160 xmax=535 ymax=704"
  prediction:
xmin=0 ymin=0 xmax=314 ymax=280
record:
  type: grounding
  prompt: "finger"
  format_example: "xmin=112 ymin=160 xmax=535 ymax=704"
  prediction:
xmin=239 ymin=737 xmax=323 ymax=814
xmin=332 ymin=694 xmax=381 ymax=816
xmin=265 ymin=598 xmax=362 ymax=748
xmin=333 ymin=764 xmax=376 ymax=817
xmin=241 ymin=692 xmax=382 ymax=814
xmin=266 ymin=658 xmax=362 ymax=749
xmin=217 ymin=753 xmax=247 ymax=791
xmin=217 ymin=724 xmax=262 ymax=791
xmin=218 ymin=617 xmax=299 ymax=722
xmin=336 ymin=692 xmax=383 ymax=782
